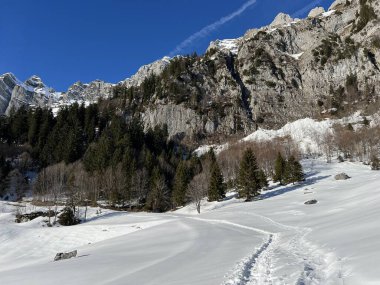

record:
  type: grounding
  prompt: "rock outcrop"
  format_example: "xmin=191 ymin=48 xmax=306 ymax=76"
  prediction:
xmin=308 ymin=7 xmax=325 ymax=18
xmin=121 ymin=57 xmax=171 ymax=88
xmin=270 ymin=13 xmax=294 ymax=27
xmin=67 ymin=80 xmax=114 ymax=101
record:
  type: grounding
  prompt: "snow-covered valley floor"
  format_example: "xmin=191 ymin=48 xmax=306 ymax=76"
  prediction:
xmin=1 ymin=159 xmax=379 ymax=285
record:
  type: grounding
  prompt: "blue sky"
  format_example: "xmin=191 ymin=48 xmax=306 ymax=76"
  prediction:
xmin=0 ymin=0 xmax=334 ymax=90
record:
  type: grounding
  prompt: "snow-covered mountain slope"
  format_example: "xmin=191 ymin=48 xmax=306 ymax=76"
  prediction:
xmin=0 ymin=159 xmax=379 ymax=284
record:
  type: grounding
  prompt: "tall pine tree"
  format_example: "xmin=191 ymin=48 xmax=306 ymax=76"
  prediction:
xmin=258 ymin=169 xmax=268 ymax=189
xmin=283 ymin=156 xmax=304 ymax=184
xmin=172 ymin=161 xmax=190 ymax=208
xmin=237 ymin=148 xmax=261 ymax=201
xmin=208 ymin=162 xmax=225 ymax=202
xmin=273 ymin=152 xmax=286 ymax=185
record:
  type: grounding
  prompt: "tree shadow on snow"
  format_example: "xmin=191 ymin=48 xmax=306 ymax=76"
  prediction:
xmin=259 ymin=174 xmax=331 ymax=201
xmin=84 ymin=212 xmax=128 ymax=223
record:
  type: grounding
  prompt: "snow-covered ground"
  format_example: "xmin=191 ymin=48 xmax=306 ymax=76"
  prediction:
xmin=1 ymin=159 xmax=379 ymax=284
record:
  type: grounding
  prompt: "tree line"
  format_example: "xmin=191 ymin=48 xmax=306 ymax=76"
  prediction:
xmin=0 ymin=102 xmax=304 ymax=215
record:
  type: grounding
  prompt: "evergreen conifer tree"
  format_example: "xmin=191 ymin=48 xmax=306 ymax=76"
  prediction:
xmin=237 ymin=148 xmax=260 ymax=201
xmin=172 ymin=162 xmax=189 ymax=207
xmin=274 ymin=152 xmax=286 ymax=185
xmin=64 ymin=123 xmax=84 ymax=164
xmin=207 ymin=162 xmax=224 ymax=202
xmin=28 ymin=108 xmax=42 ymax=146
xmin=292 ymin=159 xmax=305 ymax=183
xmin=284 ymin=156 xmax=304 ymax=184
xmin=258 ymin=169 xmax=269 ymax=189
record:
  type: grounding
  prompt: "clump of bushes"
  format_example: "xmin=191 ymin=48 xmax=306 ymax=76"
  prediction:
xmin=312 ymin=34 xmax=358 ymax=66
xmin=58 ymin=207 xmax=80 ymax=226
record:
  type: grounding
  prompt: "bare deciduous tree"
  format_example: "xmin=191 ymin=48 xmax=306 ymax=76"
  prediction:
xmin=187 ymin=172 xmax=208 ymax=214
xmin=131 ymin=168 xmax=149 ymax=205
xmin=320 ymin=131 xmax=335 ymax=163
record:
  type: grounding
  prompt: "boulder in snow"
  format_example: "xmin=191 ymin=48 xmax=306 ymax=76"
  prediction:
xmin=54 ymin=250 xmax=77 ymax=261
xmin=335 ymin=173 xmax=351 ymax=180
xmin=304 ymin=199 xmax=318 ymax=205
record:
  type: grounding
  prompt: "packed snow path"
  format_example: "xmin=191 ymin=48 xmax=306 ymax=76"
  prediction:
xmin=1 ymin=159 xmax=380 ymax=284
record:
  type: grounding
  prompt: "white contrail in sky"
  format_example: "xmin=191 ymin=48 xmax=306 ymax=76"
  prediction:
xmin=169 ymin=0 xmax=258 ymax=57
xmin=169 ymin=0 xmax=324 ymax=57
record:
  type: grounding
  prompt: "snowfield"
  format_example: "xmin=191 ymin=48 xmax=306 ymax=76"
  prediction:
xmin=1 ymin=159 xmax=380 ymax=285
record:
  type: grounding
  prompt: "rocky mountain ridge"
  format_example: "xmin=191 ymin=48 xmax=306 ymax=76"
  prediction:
xmin=0 ymin=74 xmax=113 ymax=116
xmin=0 ymin=56 xmax=171 ymax=116
xmin=121 ymin=0 xmax=380 ymax=143
xmin=1 ymin=0 xmax=380 ymax=145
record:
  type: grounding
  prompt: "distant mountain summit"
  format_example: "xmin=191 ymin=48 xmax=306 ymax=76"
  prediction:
xmin=0 ymin=56 xmax=172 ymax=116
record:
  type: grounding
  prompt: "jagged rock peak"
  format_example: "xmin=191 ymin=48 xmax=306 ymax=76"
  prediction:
xmin=0 ymin=73 xmax=19 ymax=114
xmin=67 ymin=81 xmax=87 ymax=95
xmin=308 ymin=7 xmax=325 ymax=18
xmin=121 ymin=56 xmax=171 ymax=88
xmin=0 ymin=72 xmax=17 ymax=80
xmin=0 ymin=73 xmax=22 ymax=88
xmin=25 ymin=75 xmax=45 ymax=88
xmin=270 ymin=13 xmax=293 ymax=27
